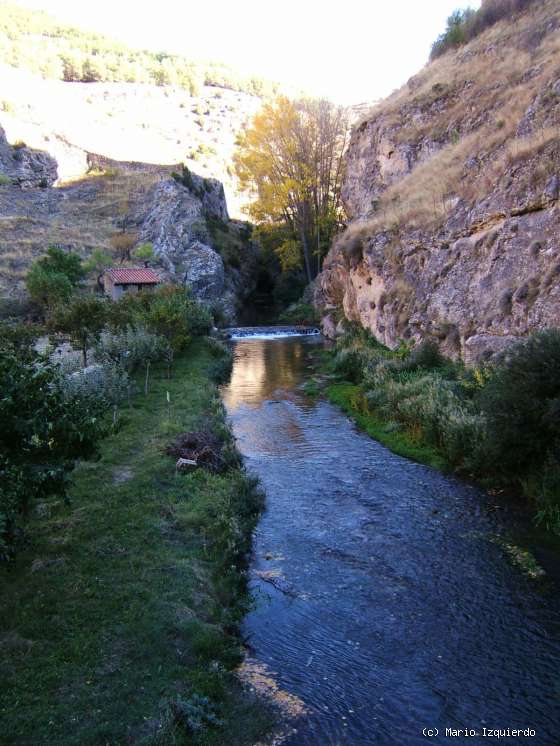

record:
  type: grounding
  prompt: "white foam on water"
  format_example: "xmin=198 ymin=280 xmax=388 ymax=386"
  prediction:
xmin=228 ymin=328 xmax=321 ymax=340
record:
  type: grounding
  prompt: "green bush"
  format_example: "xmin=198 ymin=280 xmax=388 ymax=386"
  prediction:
xmin=108 ymin=286 xmax=212 ymax=346
xmin=278 ymin=301 xmax=319 ymax=326
xmin=533 ymin=456 xmax=560 ymax=536
xmin=0 ymin=340 xmax=107 ymax=557
xmin=205 ymin=337 xmax=233 ymax=383
xmin=403 ymin=339 xmax=448 ymax=372
xmin=330 ymin=325 xmax=560 ymax=531
xmin=26 ymin=247 xmax=85 ymax=313
xmin=430 ymin=0 xmax=540 ymax=59
xmin=475 ymin=329 xmax=560 ymax=482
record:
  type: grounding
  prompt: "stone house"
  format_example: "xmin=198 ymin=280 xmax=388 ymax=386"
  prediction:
xmin=103 ymin=267 xmax=160 ymax=301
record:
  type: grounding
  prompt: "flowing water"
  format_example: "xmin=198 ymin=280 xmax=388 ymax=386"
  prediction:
xmin=221 ymin=333 xmax=560 ymax=746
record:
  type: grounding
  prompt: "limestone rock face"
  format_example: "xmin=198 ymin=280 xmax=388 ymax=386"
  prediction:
xmin=139 ymin=176 xmax=255 ymax=322
xmin=182 ymin=240 xmax=225 ymax=301
xmin=0 ymin=125 xmax=58 ymax=188
xmin=140 ymin=179 xmax=206 ymax=278
xmin=316 ymin=1 xmax=560 ymax=362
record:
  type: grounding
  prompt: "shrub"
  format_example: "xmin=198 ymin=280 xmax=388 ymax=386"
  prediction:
xmin=95 ymin=325 xmax=170 ymax=391
xmin=59 ymin=360 xmax=130 ymax=412
xmin=402 ymin=339 xmax=447 ymax=372
xmin=33 ymin=246 xmax=85 ymax=286
xmin=49 ymin=294 xmax=109 ymax=367
xmin=26 ymin=247 xmax=85 ymax=313
xmin=26 ymin=266 xmax=73 ymax=310
xmin=209 ymin=300 xmax=227 ymax=327
xmin=533 ymin=456 xmax=560 ymax=536
xmin=278 ymin=301 xmax=319 ymax=326
xmin=332 ymin=347 xmax=367 ymax=383
xmin=205 ymin=337 xmax=233 ymax=383
xmin=167 ymin=693 xmax=222 ymax=734
xmin=108 ymin=286 xmax=212 ymax=346
xmin=0 ymin=346 xmax=106 ymax=557
xmin=430 ymin=0 xmax=540 ymax=59
xmin=146 ymin=287 xmax=211 ymax=348
xmin=475 ymin=329 xmax=560 ymax=482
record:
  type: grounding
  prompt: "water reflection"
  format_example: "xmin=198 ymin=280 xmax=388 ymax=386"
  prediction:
xmin=221 ymin=337 xmax=320 ymax=410
xmin=222 ymin=337 xmax=560 ymax=746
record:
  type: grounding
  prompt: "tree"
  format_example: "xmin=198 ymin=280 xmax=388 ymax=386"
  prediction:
xmin=133 ymin=242 xmax=155 ymax=267
xmin=110 ymin=232 xmax=137 ymax=265
xmin=26 ymin=266 xmax=72 ymax=310
xmin=26 ymin=247 xmax=85 ymax=312
xmin=84 ymin=248 xmax=113 ymax=291
xmin=145 ymin=287 xmax=193 ymax=354
xmin=49 ymin=295 xmax=108 ymax=367
xmin=430 ymin=8 xmax=475 ymax=58
xmin=234 ymin=96 xmax=349 ymax=283
xmin=34 ymin=246 xmax=85 ymax=286
xmin=81 ymin=54 xmax=106 ymax=82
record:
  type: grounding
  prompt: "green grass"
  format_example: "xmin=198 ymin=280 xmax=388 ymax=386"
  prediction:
xmin=326 ymin=382 xmax=448 ymax=471
xmin=0 ymin=341 xmax=273 ymax=746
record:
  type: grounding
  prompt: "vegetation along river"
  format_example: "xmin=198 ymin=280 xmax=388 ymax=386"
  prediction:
xmin=221 ymin=332 xmax=560 ymax=746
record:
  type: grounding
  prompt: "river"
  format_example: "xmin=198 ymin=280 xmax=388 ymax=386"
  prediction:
xmin=221 ymin=333 xmax=560 ymax=746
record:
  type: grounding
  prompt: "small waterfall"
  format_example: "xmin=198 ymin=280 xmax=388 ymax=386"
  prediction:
xmin=224 ymin=326 xmax=321 ymax=340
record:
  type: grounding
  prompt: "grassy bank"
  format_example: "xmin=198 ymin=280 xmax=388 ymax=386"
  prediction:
xmin=326 ymin=382 xmax=447 ymax=471
xmin=310 ymin=325 xmax=560 ymax=537
xmin=0 ymin=340 xmax=272 ymax=746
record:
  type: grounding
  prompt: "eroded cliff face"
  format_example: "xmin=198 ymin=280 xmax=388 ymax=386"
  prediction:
xmin=317 ymin=0 xmax=560 ymax=363
xmin=140 ymin=176 xmax=258 ymax=321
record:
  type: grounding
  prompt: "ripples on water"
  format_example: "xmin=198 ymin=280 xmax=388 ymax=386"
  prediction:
xmin=221 ymin=336 xmax=560 ymax=746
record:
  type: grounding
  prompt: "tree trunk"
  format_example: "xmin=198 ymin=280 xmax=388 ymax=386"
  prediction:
xmin=82 ymin=347 xmax=88 ymax=368
xmin=144 ymin=360 xmax=150 ymax=395
xmin=299 ymin=224 xmax=313 ymax=284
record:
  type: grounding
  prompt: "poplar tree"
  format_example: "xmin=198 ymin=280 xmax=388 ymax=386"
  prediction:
xmin=234 ymin=97 xmax=349 ymax=283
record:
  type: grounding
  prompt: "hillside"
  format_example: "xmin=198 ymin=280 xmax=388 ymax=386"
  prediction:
xmin=0 ymin=63 xmax=261 ymax=217
xmin=316 ymin=0 xmax=560 ymax=363
xmin=0 ymin=123 xmax=258 ymax=320
xmin=0 ymin=1 xmax=280 ymax=97
xmin=0 ymin=4 xmax=274 ymax=315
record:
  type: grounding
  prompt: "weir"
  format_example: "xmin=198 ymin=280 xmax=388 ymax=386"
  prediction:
xmin=224 ymin=325 xmax=321 ymax=340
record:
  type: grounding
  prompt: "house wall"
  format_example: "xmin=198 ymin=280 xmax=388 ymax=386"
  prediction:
xmin=103 ymin=274 xmax=159 ymax=301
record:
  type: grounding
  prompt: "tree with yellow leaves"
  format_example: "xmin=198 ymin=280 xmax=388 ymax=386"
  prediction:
xmin=234 ymin=96 xmax=349 ymax=283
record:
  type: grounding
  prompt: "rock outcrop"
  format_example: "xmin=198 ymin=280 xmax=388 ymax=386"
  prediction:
xmin=316 ymin=0 xmax=560 ymax=362
xmin=140 ymin=175 xmax=257 ymax=321
xmin=0 ymin=126 xmax=258 ymax=321
xmin=0 ymin=126 xmax=58 ymax=188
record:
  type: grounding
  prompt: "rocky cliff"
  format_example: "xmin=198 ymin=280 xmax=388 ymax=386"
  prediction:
xmin=0 ymin=126 xmax=257 ymax=322
xmin=317 ymin=0 xmax=560 ymax=363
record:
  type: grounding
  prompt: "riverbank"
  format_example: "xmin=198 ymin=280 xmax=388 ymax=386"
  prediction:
xmin=307 ymin=326 xmax=560 ymax=544
xmin=307 ymin=346 xmax=450 ymax=473
xmin=0 ymin=340 xmax=272 ymax=746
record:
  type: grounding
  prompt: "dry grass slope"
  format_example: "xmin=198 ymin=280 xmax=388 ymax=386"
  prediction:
xmin=0 ymin=167 xmax=167 ymax=296
xmin=353 ymin=0 xmax=560 ymax=237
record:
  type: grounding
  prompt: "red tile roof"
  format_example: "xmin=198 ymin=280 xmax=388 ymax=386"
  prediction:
xmin=105 ymin=267 xmax=160 ymax=285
